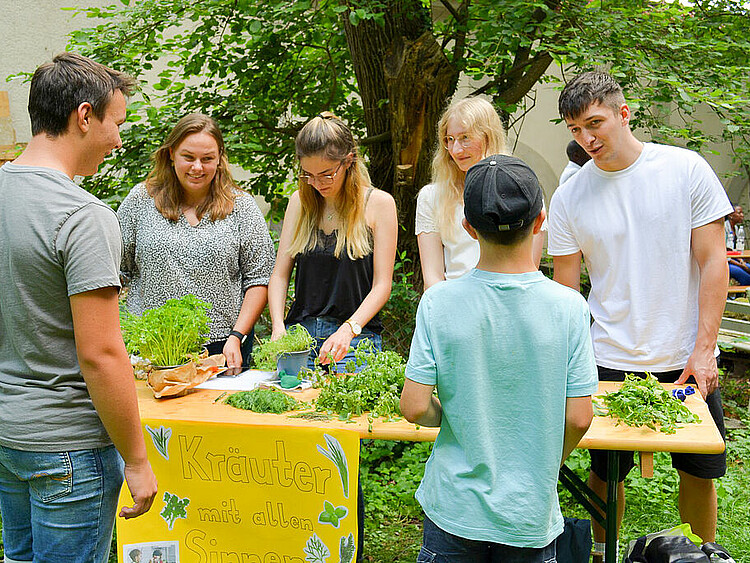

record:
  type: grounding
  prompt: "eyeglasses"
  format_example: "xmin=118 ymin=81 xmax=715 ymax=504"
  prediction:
xmin=443 ymin=133 xmax=475 ymax=150
xmin=299 ymin=161 xmax=345 ymax=186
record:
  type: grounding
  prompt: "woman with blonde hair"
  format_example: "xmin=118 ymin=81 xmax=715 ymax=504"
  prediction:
xmin=118 ymin=113 xmax=275 ymax=373
xmin=416 ymin=97 xmax=546 ymax=289
xmin=268 ymin=113 xmax=397 ymax=371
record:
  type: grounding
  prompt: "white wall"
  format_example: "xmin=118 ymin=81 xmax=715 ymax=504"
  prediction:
xmin=0 ymin=0 xmax=112 ymax=142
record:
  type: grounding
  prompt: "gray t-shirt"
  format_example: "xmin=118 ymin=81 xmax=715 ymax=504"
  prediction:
xmin=0 ymin=163 xmax=122 ymax=451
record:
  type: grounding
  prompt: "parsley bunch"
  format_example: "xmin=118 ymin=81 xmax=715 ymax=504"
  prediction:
xmin=121 ymin=295 xmax=211 ymax=367
xmin=315 ymin=342 xmax=406 ymax=420
xmin=224 ymin=389 xmax=299 ymax=413
xmin=595 ymin=373 xmax=701 ymax=434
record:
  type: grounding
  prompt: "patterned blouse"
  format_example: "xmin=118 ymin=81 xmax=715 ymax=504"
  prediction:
xmin=117 ymin=183 xmax=275 ymax=342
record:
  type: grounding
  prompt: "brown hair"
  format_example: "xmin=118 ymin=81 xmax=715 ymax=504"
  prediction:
xmin=558 ymin=71 xmax=626 ymax=120
xmin=29 ymin=52 xmax=136 ymax=137
xmin=145 ymin=113 xmax=238 ymax=222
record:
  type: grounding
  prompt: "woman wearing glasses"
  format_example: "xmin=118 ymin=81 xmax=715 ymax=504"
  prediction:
xmin=268 ymin=113 xmax=397 ymax=371
xmin=118 ymin=113 xmax=275 ymax=374
xmin=416 ymin=97 xmax=546 ymax=290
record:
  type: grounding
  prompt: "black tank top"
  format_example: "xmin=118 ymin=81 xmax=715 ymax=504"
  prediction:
xmin=285 ymin=194 xmax=381 ymax=333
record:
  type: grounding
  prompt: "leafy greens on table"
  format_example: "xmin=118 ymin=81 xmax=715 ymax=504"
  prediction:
xmin=594 ymin=373 xmax=701 ymax=435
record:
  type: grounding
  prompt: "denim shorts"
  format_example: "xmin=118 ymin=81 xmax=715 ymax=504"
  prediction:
xmin=292 ymin=316 xmax=382 ymax=372
xmin=0 ymin=444 xmax=124 ymax=563
xmin=418 ymin=516 xmax=557 ymax=563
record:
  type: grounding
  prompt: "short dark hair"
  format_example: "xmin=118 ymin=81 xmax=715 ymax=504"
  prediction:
xmin=558 ymin=71 xmax=625 ymax=121
xmin=28 ymin=52 xmax=136 ymax=137
xmin=474 ymin=219 xmax=536 ymax=247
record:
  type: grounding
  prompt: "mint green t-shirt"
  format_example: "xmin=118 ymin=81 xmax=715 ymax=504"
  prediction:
xmin=406 ymin=269 xmax=597 ymax=548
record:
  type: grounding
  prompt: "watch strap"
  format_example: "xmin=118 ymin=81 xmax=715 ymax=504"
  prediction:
xmin=228 ymin=330 xmax=247 ymax=344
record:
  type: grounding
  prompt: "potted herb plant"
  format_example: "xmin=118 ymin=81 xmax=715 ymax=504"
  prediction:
xmin=252 ymin=324 xmax=314 ymax=377
xmin=121 ymin=295 xmax=215 ymax=397
xmin=121 ymin=294 xmax=211 ymax=367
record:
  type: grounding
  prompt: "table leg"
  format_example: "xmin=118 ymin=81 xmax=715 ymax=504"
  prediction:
xmin=605 ymin=450 xmax=618 ymax=563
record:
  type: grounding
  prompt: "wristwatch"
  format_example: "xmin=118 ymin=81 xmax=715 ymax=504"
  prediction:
xmin=345 ymin=319 xmax=362 ymax=336
xmin=228 ymin=330 xmax=247 ymax=344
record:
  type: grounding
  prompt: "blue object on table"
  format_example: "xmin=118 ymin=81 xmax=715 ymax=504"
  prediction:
xmin=671 ymin=386 xmax=695 ymax=401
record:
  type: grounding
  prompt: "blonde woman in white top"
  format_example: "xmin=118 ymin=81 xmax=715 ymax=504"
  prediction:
xmin=416 ymin=97 xmax=546 ymax=289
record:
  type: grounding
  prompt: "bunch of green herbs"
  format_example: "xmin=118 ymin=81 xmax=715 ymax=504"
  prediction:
xmin=224 ymin=388 xmax=299 ymax=414
xmin=594 ymin=373 xmax=700 ymax=434
xmin=120 ymin=295 xmax=210 ymax=367
xmin=315 ymin=342 xmax=405 ymax=421
xmin=252 ymin=323 xmax=314 ymax=370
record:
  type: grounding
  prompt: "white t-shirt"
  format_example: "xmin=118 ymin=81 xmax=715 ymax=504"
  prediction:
xmin=559 ymin=161 xmax=581 ymax=185
xmin=416 ymin=183 xmax=547 ymax=280
xmin=547 ymin=142 xmax=732 ymax=371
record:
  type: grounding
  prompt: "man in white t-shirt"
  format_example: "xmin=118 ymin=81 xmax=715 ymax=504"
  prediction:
xmin=547 ymin=71 xmax=730 ymax=556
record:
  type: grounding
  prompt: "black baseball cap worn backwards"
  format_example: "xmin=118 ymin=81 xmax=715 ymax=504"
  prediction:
xmin=464 ymin=154 xmax=543 ymax=233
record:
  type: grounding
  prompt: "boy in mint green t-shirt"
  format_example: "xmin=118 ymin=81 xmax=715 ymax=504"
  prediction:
xmin=401 ymin=154 xmax=598 ymax=561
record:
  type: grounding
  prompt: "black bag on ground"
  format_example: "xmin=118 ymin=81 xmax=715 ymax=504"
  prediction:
xmin=644 ymin=536 xmax=709 ymax=562
xmin=623 ymin=535 xmax=709 ymax=563
xmin=556 ymin=516 xmax=591 ymax=563
xmin=701 ymin=542 xmax=736 ymax=563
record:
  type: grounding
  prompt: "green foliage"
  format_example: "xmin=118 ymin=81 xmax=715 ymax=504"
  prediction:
xmin=58 ymin=0 xmax=750 ymax=218
xmin=315 ymin=343 xmax=406 ymax=421
xmin=252 ymin=323 xmax=314 ymax=370
xmin=120 ymin=294 xmax=211 ymax=366
xmin=595 ymin=373 xmax=701 ymax=434
xmin=380 ymin=249 xmax=420 ymax=357
xmin=66 ymin=0 xmax=361 ymax=212
xmin=557 ymin=0 xmax=750 ymax=170
xmin=359 ymin=440 xmax=430 ymax=520
xmin=224 ymin=388 xmax=299 ymax=413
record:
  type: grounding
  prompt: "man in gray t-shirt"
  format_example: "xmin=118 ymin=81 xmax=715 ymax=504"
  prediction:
xmin=0 ymin=53 xmax=156 ymax=561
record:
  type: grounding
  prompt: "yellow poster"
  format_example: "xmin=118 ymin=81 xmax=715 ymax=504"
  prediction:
xmin=117 ymin=419 xmax=360 ymax=563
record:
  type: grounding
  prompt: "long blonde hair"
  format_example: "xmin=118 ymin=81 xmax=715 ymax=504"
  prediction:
xmin=288 ymin=113 xmax=373 ymax=259
xmin=145 ymin=113 xmax=238 ymax=222
xmin=431 ymin=97 xmax=508 ymax=242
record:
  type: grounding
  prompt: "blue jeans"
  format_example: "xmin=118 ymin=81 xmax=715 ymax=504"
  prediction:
xmin=418 ymin=516 xmax=558 ymax=563
xmin=0 ymin=444 xmax=124 ymax=563
xmin=729 ymin=263 xmax=750 ymax=285
xmin=293 ymin=316 xmax=382 ymax=373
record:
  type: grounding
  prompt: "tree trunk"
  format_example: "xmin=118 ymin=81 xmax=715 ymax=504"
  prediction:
xmin=384 ymin=30 xmax=457 ymax=284
xmin=343 ymin=1 xmax=457 ymax=287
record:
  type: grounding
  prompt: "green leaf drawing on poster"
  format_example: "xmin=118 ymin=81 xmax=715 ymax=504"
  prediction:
xmin=146 ymin=425 xmax=172 ymax=460
xmin=339 ymin=533 xmax=356 ymax=563
xmin=160 ymin=491 xmax=190 ymax=530
xmin=318 ymin=500 xmax=348 ymax=528
xmin=317 ymin=434 xmax=349 ymax=498
xmin=303 ymin=532 xmax=330 ymax=563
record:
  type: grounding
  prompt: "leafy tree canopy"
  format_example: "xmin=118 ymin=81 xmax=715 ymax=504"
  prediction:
xmin=63 ymin=0 xmax=750 ymax=251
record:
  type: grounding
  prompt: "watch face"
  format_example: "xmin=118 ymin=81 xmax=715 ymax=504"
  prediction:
xmin=348 ymin=320 xmax=361 ymax=335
